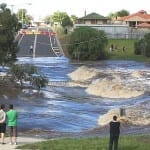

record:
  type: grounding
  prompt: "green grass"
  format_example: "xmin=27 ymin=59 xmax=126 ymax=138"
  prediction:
xmin=59 ymin=35 xmax=150 ymax=62
xmin=106 ymin=39 xmax=150 ymax=62
xmin=17 ymin=135 xmax=150 ymax=150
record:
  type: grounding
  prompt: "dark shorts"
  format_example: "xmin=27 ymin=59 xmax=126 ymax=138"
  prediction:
xmin=0 ymin=123 xmax=6 ymax=133
xmin=8 ymin=126 xmax=17 ymax=137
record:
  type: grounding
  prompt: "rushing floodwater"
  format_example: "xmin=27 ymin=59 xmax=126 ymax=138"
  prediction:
xmin=2 ymin=57 xmax=150 ymax=137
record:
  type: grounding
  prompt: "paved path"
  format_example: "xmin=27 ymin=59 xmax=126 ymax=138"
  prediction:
xmin=0 ymin=136 xmax=46 ymax=150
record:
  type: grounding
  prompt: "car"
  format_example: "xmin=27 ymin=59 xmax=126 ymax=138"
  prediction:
xmin=22 ymin=24 xmax=28 ymax=29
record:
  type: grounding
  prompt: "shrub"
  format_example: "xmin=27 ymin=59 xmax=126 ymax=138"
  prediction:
xmin=68 ymin=27 xmax=108 ymax=61
xmin=134 ymin=33 xmax=150 ymax=57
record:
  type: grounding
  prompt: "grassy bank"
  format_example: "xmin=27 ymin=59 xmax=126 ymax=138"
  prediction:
xmin=107 ymin=39 xmax=150 ymax=62
xmin=17 ymin=135 xmax=150 ymax=150
xmin=58 ymin=35 xmax=150 ymax=62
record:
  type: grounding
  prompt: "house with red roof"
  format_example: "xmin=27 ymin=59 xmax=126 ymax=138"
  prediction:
xmin=118 ymin=10 xmax=150 ymax=28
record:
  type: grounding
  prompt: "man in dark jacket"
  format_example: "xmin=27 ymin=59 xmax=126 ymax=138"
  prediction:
xmin=109 ymin=115 xmax=120 ymax=150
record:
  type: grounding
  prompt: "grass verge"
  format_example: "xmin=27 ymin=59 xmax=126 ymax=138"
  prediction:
xmin=58 ymin=35 xmax=150 ymax=62
xmin=106 ymin=39 xmax=150 ymax=62
xmin=17 ymin=134 xmax=150 ymax=150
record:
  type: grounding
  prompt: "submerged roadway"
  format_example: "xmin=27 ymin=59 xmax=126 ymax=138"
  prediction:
xmin=16 ymin=26 xmax=64 ymax=57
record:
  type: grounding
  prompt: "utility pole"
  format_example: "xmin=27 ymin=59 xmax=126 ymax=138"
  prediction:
xmin=8 ymin=4 xmax=14 ymax=14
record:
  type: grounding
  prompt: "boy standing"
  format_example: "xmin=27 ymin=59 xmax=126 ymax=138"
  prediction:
xmin=6 ymin=104 xmax=18 ymax=145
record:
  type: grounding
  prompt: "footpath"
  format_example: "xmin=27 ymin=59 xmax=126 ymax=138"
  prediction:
xmin=0 ymin=136 xmax=46 ymax=150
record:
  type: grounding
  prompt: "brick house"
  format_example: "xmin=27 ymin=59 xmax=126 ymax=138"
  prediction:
xmin=118 ymin=10 xmax=150 ymax=28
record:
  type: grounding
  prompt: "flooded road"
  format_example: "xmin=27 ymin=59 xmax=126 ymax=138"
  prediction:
xmin=3 ymin=57 xmax=150 ymax=138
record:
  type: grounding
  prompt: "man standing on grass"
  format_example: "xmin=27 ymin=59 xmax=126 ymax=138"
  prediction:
xmin=6 ymin=104 xmax=18 ymax=145
xmin=109 ymin=115 xmax=120 ymax=150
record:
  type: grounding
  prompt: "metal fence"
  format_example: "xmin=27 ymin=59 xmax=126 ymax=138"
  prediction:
xmin=106 ymin=32 xmax=147 ymax=39
xmin=74 ymin=24 xmax=150 ymax=39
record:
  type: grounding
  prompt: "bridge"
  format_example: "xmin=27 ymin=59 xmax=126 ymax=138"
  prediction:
xmin=16 ymin=27 xmax=64 ymax=57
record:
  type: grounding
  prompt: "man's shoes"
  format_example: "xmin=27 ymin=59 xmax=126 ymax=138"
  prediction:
xmin=14 ymin=142 xmax=17 ymax=145
xmin=9 ymin=142 xmax=13 ymax=145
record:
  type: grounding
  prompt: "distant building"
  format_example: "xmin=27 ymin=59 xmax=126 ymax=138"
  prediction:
xmin=77 ymin=12 xmax=110 ymax=25
xmin=74 ymin=11 xmax=150 ymax=39
xmin=117 ymin=10 xmax=150 ymax=28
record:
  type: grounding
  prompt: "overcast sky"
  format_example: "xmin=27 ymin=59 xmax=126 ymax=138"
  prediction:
xmin=1 ymin=0 xmax=150 ymax=20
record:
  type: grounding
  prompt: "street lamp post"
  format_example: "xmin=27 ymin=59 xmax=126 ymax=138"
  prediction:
xmin=21 ymin=9 xmax=24 ymax=28
xmin=8 ymin=4 xmax=14 ymax=14
xmin=21 ymin=3 xmax=32 ymax=28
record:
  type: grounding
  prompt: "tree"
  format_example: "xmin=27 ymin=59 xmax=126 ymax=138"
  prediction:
xmin=9 ymin=64 xmax=48 ymax=90
xmin=70 ymin=15 xmax=78 ymax=24
xmin=62 ymin=15 xmax=73 ymax=27
xmin=0 ymin=3 xmax=19 ymax=66
xmin=134 ymin=33 xmax=150 ymax=57
xmin=144 ymin=33 xmax=150 ymax=57
xmin=116 ymin=9 xmax=129 ymax=17
xmin=44 ymin=15 xmax=52 ymax=24
xmin=52 ymin=11 xmax=67 ymax=25
xmin=68 ymin=27 xmax=108 ymax=61
xmin=108 ymin=12 xmax=117 ymax=19
xmin=16 ymin=9 xmax=32 ymax=25
xmin=31 ymin=75 xmax=48 ymax=92
xmin=108 ymin=9 xmax=129 ymax=19
xmin=9 ymin=64 xmax=26 ymax=88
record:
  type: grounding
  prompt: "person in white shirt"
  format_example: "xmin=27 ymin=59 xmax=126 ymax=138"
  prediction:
xmin=0 ymin=104 xmax=6 ymax=144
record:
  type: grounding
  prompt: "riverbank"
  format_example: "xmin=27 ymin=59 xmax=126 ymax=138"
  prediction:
xmin=17 ymin=134 xmax=150 ymax=150
xmin=59 ymin=35 xmax=150 ymax=62
xmin=1 ymin=124 xmax=149 ymax=150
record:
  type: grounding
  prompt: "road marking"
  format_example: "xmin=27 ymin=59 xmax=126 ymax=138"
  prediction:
xmin=33 ymin=34 xmax=37 ymax=58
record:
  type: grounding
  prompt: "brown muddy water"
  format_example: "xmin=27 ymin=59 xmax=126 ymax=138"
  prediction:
xmin=1 ymin=57 xmax=150 ymax=139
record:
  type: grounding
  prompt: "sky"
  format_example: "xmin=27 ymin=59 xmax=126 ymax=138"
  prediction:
xmin=1 ymin=0 xmax=150 ymax=21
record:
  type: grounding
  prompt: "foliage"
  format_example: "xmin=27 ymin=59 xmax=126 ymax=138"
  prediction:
xmin=16 ymin=9 xmax=33 ymax=25
xmin=108 ymin=9 xmax=129 ymax=19
xmin=0 ymin=3 xmax=19 ymax=66
xmin=108 ymin=12 xmax=117 ymax=19
xmin=68 ymin=27 xmax=108 ymax=60
xmin=134 ymin=39 xmax=144 ymax=55
xmin=9 ymin=64 xmax=48 ymax=90
xmin=134 ymin=33 xmax=150 ymax=57
xmin=70 ymin=15 xmax=78 ymax=24
xmin=143 ymin=33 xmax=150 ymax=57
xmin=62 ymin=15 xmax=73 ymax=27
xmin=44 ymin=15 xmax=52 ymax=24
xmin=116 ymin=9 xmax=130 ymax=17
xmin=52 ymin=11 xmax=73 ymax=27
xmin=52 ymin=11 xmax=68 ymax=25
xmin=17 ymin=135 xmax=150 ymax=150
xmin=31 ymin=75 xmax=48 ymax=91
